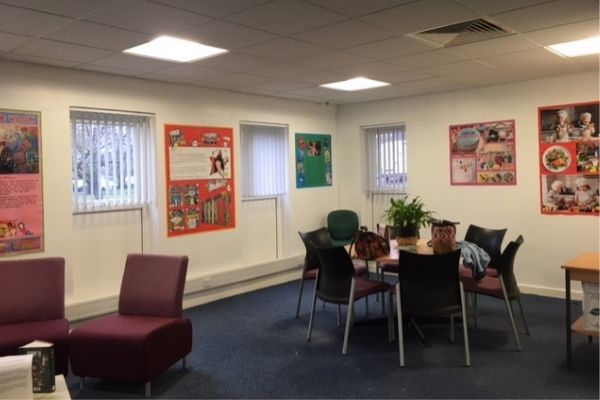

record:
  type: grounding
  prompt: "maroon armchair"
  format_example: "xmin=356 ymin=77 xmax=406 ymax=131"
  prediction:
xmin=69 ymin=254 xmax=191 ymax=397
xmin=0 ymin=257 xmax=69 ymax=375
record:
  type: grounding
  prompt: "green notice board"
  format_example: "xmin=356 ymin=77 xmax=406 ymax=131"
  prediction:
xmin=295 ymin=133 xmax=332 ymax=188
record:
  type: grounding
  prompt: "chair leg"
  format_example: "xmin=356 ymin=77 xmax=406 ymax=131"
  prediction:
xmin=145 ymin=382 xmax=151 ymax=398
xmin=365 ymin=296 xmax=369 ymax=316
xmin=473 ymin=293 xmax=478 ymax=327
xmin=79 ymin=377 xmax=85 ymax=390
xmin=388 ymin=290 xmax=395 ymax=342
xmin=295 ymin=277 xmax=306 ymax=318
xmin=337 ymin=305 xmax=341 ymax=326
xmin=515 ymin=297 xmax=530 ymax=335
xmin=459 ymin=283 xmax=471 ymax=367
xmin=342 ymin=279 xmax=357 ymax=355
xmin=450 ymin=314 xmax=455 ymax=343
xmin=395 ymin=283 xmax=405 ymax=367
xmin=500 ymin=277 xmax=522 ymax=351
xmin=306 ymin=277 xmax=319 ymax=340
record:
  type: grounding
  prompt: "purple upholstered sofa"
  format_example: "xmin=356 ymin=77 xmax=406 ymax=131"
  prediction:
xmin=0 ymin=257 xmax=69 ymax=375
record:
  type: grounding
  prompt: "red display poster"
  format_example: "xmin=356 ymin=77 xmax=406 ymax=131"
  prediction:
xmin=0 ymin=109 xmax=44 ymax=256
xmin=538 ymin=101 xmax=599 ymax=215
xmin=164 ymin=124 xmax=235 ymax=236
xmin=449 ymin=119 xmax=516 ymax=185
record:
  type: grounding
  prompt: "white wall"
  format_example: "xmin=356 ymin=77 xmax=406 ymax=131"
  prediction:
xmin=337 ymin=71 xmax=600 ymax=297
xmin=0 ymin=60 xmax=340 ymax=318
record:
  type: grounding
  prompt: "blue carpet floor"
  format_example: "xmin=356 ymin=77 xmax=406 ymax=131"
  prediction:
xmin=67 ymin=280 xmax=599 ymax=399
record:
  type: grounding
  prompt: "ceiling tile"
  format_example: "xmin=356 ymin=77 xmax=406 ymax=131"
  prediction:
xmin=292 ymin=19 xmax=395 ymax=49
xmin=83 ymin=0 xmax=211 ymax=36
xmin=285 ymin=85 xmax=341 ymax=98
xmin=395 ymin=76 xmax=464 ymax=91
xmin=449 ymin=68 xmax=527 ymax=86
xmin=386 ymin=49 xmax=468 ymax=70
xmin=87 ymin=53 xmax=176 ymax=72
xmin=345 ymin=36 xmax=438 ymax=59
xmin=238 ymin=38 xmax=329 ymax=62
xmin=522 ymin=19 xmax=600 ymax=46
xmin=446 ymin=34 xmax=540 ymax=59
xmin=46 ymin=21 xmax=152 ymax=51
xmin=292 ymin=71 xmax=352 ymax=84
xmin=225 ymin=0 xmax=347 ymax=36
xmin=14 ymin=39 xmax=113 ymax=63
xmin=335 ymin=61 xmax=405 ymax=78
xmin=378 ymin=69 xmax=436 ymax=83
xmin=421 ymin=59 xmax=498 ymax=78
xmin=0 ymin=32 xmax=33 ymax=52
xmin=246 ymin=63 xmax=318 ymax=79
xmin=200 ymin=72 xmax=273 ymax=88
xmin=360 ymin=0 xmax=478 ymax=34
xmin=3 ymin=53 xmax=79 ymax=68
xmin=149 ymin=0 xmax=272 ymax=19
xmin=479 ymin=48 xmax=585 ymax=78
xmin=138 ymin=72 xmax=198 ymax=85
xmin=491 ymin=0 xmax=600 ymax=33
xmin=198 ymin=53 xmax=274 ymax=72
xmin=294 ymin=51 xmax=371 ymax=69
xmin=77 ymin=63 xmax=140 ymax=76
xmin=453 ymin=0 xmax=551 ymax=15
xmin=246 ymin=79 xmax=313 ymax=92
xmin=0 ymin=0 xmax=114 ymax=18
xmin=571 ymin=54 xmax=600 ymax=70
xmin=180 ymin=20 xmax=277 ymax=50
xmin=155 ymin=63 xmax=227 ymax=80
xmin=0 ymin=3 xmax=72 ymax=36
xmin=303 ymin=0 xmax=414 ymax=17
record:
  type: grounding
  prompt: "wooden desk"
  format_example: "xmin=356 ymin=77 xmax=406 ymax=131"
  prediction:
xmin=561 ymin=252 xmax=599 ymax=367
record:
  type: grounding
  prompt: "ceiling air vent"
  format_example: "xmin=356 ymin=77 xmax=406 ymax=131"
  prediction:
xmin=410 ymin=18 xmax=513 ymax=47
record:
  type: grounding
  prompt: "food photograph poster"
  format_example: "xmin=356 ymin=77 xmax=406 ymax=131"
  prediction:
xmin=539 ymin=101 xmax=599 ymax=216
xmin=0 ymin=109 xmax=44 ymax=256
xmin=449 ymin=119 xmax=516 ymax=185
xmin=165 ymin=124 xmax=235 ymax=236
xmin=295 ymin=133 xmax=332 ymax=188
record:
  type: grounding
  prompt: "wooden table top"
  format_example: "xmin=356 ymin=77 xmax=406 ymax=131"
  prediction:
xmin=561 ymin=252 xmax=600 ymax=272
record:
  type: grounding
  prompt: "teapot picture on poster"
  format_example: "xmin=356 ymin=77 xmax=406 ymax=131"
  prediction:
xmin=538 ymin=101 xmax=599 ymax=215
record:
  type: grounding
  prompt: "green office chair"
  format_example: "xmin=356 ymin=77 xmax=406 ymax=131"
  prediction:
xmin=326 ymin=209 xmax=359 ymax=247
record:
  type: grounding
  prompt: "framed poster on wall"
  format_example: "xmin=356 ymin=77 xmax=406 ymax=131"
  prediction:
xmin=449 ymin=119 xmax=516 ymax=185
xmin=164 ymin=124 xmax=235 ymax=236
xmin=0 ymin=109 xmax=44 ymax=256
xmin=295 ymin=133 xmax=332 ymax=188
xmin=538 ymin=101 xmax=599 ymax=215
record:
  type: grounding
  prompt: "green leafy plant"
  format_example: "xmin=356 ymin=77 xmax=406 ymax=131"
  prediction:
xmin=382 ymin=195 xmax=435 ymax=233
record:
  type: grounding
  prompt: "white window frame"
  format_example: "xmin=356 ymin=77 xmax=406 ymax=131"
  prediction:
xmin=364 ymin=124 xmax=407 ymax=194
xmin=70 ymin=108 xmax=155 ymax=213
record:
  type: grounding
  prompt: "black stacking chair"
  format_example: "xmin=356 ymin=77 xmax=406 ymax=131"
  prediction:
xmin=394 ymin=249 xmax=470 ymax=367
xmin=307 ymin=244 xmax=392 ymax=355
xmin=464 ymin=224 xmax=507 ymax=272
xmin=460 ymin=235 xmax=528 ymax=351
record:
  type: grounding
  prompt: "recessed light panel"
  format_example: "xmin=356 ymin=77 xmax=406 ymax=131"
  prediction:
xmin=548 ymin=36 xmax=600 ymax=57
xmin=320 ymin=77 xmax=390 ymax=91
xmin=124 ymin=36 xmax=228 ymax=62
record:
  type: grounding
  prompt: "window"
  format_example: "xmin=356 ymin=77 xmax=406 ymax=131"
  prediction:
xmin=364 ymin=124 xmax=407 ymax=193
xmin=240 ymin=123 xmax=288 ymax=199
xmin=70 ymin=109 xmax=154 ymax=212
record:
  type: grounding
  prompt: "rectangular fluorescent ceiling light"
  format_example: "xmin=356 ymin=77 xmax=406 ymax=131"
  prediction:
xmin=320 ymin=77 xmax=390 ymax=91
xmin=124 ymin=36 xmax=228 ymax=62
xmin=548 ymin=36 xmax=600 ymax=57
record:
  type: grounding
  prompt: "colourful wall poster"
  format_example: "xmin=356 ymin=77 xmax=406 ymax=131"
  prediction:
xmin=164 ymin=124 xmax=235 ymax=236
xmin=0 ymin=109 xmax=44 ymax=256
xmin=295 ymin=133 xmax=332 ymax=188
xmin=538 ymin=101 xmax=599 ymax=216
xmin=449 ymin=120 xmax=516 ymax=185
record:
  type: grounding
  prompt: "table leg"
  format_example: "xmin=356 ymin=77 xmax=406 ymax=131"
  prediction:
xmin=565 ymin=269 xmax=572 ymax=368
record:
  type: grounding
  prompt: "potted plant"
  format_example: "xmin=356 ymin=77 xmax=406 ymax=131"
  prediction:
xmin=382 ymin=195 xmax=435 ymax=246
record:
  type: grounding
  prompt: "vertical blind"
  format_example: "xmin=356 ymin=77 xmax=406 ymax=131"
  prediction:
xmin=71 ymin=110 xmax=154 ymax=212
xmin=364 ymin=124 xmax=407 ymax=193
xmin=241 ymin=123 xmax=288 ymax=199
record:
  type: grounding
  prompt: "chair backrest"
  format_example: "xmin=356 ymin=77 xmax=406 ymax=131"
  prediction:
xmin=464 ymin=224 xmax=507 ymax=269
xmin=118 ymin=254 xmax=188 ymax=318
xmin=497 ymin=235 xmax=524 ymax=298
xmin=398 ymin=249 xmax=462 ymax=316
xmin=298 ymin=228 xmax=334 ymax=272
xmin=327 ymin=209 xmax=359 ymax=244
xmin=312 ymin=244 xmax=355 ymax=304
xmin=0 ymin=257 xmax=65 ymax=324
